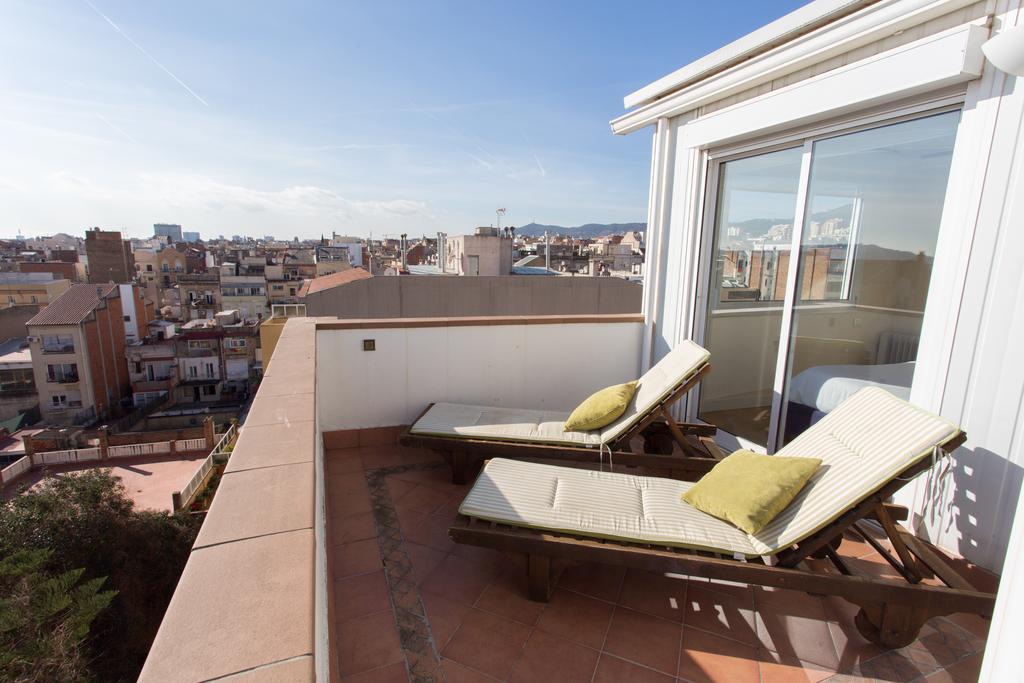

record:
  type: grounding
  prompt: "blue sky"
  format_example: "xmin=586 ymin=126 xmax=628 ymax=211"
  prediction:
xmin=0 ymin=1 xmax=804 ymax=240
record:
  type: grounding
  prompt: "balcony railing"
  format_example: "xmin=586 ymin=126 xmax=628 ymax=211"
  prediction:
xmin=41 ymin=344 xmax=75 ymax=354
xmin=47 ymin=374 xmax=80 ymax=384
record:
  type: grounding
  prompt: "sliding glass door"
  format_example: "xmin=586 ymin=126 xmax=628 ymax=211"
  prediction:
xmin=697 ymin=147 xmax=804 ymax=445
xmin=696 ymin=110 xmax=960 ymax=451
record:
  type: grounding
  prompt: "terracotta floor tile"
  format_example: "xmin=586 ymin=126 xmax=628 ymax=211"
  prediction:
xmin=827 ymin=620 xmax=887 ymax=674
xmin=603 ymin=607 xmax=682 ymax=676
xmin=394 ymin=484 xmax=452 ymax=514
xmin=360 ymin=447 xmax=406 ymax=470
xmin=442 ymin=607 xmax=531 ymax=679
xmin=395 ymin=506 xmax=429 ymax=535
xmin=593 ymin=653 xmax=675 ymax=683
xmin=684 ymin=582 xmax=759 ymax=646
xmin=678 ymin=625 xmax=760 ymax=682
xmin=337 ymin=610 xmax=404 ymax=676
xmin=404 ymin=541 xmax=447 ymax=585
xmin=851 ymin=648 xmax=938 ymax=682
xmin=755 ymin=599 xmax=838 ymax=670
xmin=400 ymin=447 xmax=445 ymax=466
xmin=331 ymin=512 xmax=378 ymax=545
xmin=422 ymin=590 xmax=470 ymax=651
xmin=333 ymin=538 xmax=382 ymax=578
xmin=330 ymin=471 xmax=370 ymax=496
xmin=327 ymin=450 xmax=366 ymax=475
xmin=404 ymin=513 xmax=457 ymax=553
xmin=509 ymin=629 xmax=599 ymax=682
xmin=340 ymin=661 xmax=408 ymax=682
xmin=556 ymin=561 xmax=625 ymax=602
xmin=334 ymin=570 xmax=391 ymax=620
xmin=618 ymin=568 xmax=688 ymax=623
xmin=925 ymin=652 xmax=983 ymax=682
xmin=421 ymin=554 xmax=498 ymax=606
xmin=475 ymin=566 xmax=545 ymax=625
xmin=431 ymin=492 xmax=464 ymax=518
xmin=943 ymin=613 xmax=991 ymax=640
xmin=450 ymin=539 xmax=504 ymax=568
xmin=331 ymin=487 xmax=373 ymax=517
xmin=442 ymin=658 xmax=500 ymax=682
xmin=757 ymin=647 xmax=836 ymax=683
xmin=386 ymin=476 xmax=417 ymax=499
xmin=535 ymin=587 xmax=614 ymax=649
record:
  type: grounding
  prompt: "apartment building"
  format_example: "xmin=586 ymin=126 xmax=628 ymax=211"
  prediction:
xmin=84 ymin=228 xmax=134 ymax=284
xmin=0 ymin=338 xmax=36 ymax=421
xmin=220 ymin=275 xmax=268 ymax=319
xmin=153 ymin=223 xmax=183 ymax=242
xmin=125 ymin=336 xmax=178 ymax=406
xmin=174 ymin=321 xmax=222 ymax=405
xmin=177 ymin=273 xmax=221 ymax=321
xmin=156 ymin=247 xmax=187 ymax=288
xmin=0 ymin=272 xmax=70 ymax=307
xmin=442 ymin=227 xmax=513 ymax=275
xmin=25 ymin=284 xmax=148 ymax=424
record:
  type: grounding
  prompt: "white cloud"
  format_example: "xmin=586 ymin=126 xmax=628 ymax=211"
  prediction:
xmin=133 ymin=174 xmax=430 ymax=221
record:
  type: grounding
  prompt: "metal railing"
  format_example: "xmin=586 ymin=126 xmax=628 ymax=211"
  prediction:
xmin=172 ymin=422 xmax=237 ymax=511
xmin=36 ymin=448 xmax=102 ymax=466
xmin=108 ymin=441 xmax=172 ymax=458
xmin=175 ymin=438 xmax=208 ymax=452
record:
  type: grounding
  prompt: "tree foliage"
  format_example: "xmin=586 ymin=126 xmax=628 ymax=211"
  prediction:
xmin=0 ymin=470 xmax=200 ymax=681
xmin=0 ymin=549 xmax=116 ymax=682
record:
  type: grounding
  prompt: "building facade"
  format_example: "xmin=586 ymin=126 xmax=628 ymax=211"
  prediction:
xmin=85 ymin=229 xmax=134 ymax=284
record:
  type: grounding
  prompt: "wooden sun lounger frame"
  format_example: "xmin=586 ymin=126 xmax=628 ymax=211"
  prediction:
xmin=400 ymin=362 xmax=721 ymax=484
xmin=449 ymin=432 xmax=998 ymax=649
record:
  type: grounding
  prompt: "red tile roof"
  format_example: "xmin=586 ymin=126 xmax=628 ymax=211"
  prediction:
xmin=26 ymin=283 xmax=117 ymax=326
xmin=298 ymin=267 xmax=371 ymax=297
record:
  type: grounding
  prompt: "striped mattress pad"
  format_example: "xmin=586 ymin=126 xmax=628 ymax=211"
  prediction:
xmin=458 ymin=387 xmax=961 ymax=557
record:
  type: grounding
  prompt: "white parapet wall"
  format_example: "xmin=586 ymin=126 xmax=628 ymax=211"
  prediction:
xmin=315 ymin=316 xmax=645 ymax=432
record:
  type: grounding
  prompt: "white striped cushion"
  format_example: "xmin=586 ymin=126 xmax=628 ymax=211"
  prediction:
xmin=458 ymin=387 xmax=961 ymax=556
xmin=409 ymin=403 xmax=602 ymax=446
xmin=753 ymin=386 xmax=960 ymax=549
xmin=459 ymin=457 xmax=763 ymax=555
xmin=410 ymin=340 xmax=710 ymax=446
xmin=600 ymin=340 xmax=710 ymax=443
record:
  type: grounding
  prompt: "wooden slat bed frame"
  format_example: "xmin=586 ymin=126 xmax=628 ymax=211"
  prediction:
xmin=400 ymin=362 xmax=721 ymax=483
xmin=448 ymin=432 xmax=997 ymax=648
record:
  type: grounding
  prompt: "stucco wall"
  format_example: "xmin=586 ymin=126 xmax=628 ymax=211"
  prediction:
xmin=303 ymin=275 xmax=642 ymax=319
xmin=315 ymin=317 xmax=643 ymax=431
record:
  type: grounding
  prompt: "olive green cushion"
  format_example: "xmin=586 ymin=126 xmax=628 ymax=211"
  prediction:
xmin=682 ymin=449 xmax=822 ymax=534
xmin=563 ymin=381 xmax=638 ymax=432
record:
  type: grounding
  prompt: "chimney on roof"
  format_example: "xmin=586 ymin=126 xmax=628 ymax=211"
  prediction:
xmin=400 ymin=234 xmax=408 ymax=271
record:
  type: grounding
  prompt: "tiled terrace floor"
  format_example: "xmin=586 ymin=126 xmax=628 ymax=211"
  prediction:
xmin=326 ymin=435 xmax=993 ymax=683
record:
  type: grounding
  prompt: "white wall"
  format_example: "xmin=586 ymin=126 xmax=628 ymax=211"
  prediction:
xmin=316 ymin=321 xmax=643 ymax=431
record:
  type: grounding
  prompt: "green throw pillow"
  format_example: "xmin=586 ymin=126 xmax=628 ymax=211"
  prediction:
xmin=563 ymin=381 xmax=638 ymax=432
xmin=682 ymin=449 xmax=821 ymax=534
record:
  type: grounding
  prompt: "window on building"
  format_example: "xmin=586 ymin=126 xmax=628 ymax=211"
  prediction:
xmin=123 ymin=315 xmax=131 ymax=322
xmin=187 ymin=366 xmax=198 ymax=379
xmin=225 ymin=338 xmax=246 ymax=349
xmin=146 ymin=264 xmax=153 ymax=272
xmin=46 ymin=363 xmax=78 ymax=383
xmin=6 ymin=296 xmax=14 ymax=304
xmin=204 ymin=362 xmax=215 ymax=378
xmin=51 ymin=395 xmax=68 ymax=408
xmin=161 ymin=263 xmax=169 ymax=272
xmin=202 ymin=385 xmax=217 ymax=396
xmin=30 ymin=295 xmax=38 ymax=303
xmin=41 ymin=335 xmax=74 ymax=353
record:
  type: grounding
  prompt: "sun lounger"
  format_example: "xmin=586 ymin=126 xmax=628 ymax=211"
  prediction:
xmin=400 ymin=340 xmax=719 ymax=483
xmin=448 ymin=387 xmax=996 ymax=648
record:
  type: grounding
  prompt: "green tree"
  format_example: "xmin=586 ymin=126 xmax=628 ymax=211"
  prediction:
xmin=0 ymin=549 xmax=116 ymax=683
xmin=0 ymin=470 xmax=200 ymax=681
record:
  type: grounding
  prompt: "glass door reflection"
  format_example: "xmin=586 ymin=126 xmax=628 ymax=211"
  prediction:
xmin=779 ymin=111 xmax=960 ymax=445
xmin=697 ymin=146 xmax=803 ymax=446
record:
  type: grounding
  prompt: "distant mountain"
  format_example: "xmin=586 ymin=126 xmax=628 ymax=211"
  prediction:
xmin=515 ymin=222 xmax=646 ymax=238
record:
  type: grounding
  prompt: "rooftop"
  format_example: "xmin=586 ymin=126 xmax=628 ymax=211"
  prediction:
xmin=298 ymin=267 xmax=372 ymax=297
xmin=26 ymin=282 xmax=117 ymax=326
